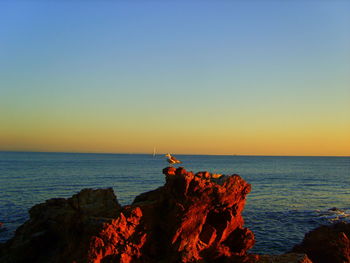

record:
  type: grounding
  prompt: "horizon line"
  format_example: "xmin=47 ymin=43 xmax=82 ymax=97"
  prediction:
xmin=0 ymin=150 xmax=349 ymax=158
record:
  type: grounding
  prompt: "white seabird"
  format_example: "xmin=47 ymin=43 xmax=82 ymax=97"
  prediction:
xmin=165 ymin=153 xmax=182 ymax=165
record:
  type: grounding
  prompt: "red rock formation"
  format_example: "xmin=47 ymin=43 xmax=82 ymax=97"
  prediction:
xmin=165 ymin=167 xmax=255 ymax=261
xmin=0 ymin=167 xmax=256 ymax=263
xmin=292 ymin=222 xmax=350 ymax=263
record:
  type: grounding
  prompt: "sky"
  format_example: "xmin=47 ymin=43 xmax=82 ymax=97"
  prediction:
xmin=0 ymin=1 xmax=349 ymax=156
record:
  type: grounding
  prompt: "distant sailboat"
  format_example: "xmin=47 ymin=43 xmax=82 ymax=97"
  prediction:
xmin=153 ymin=146 xmax=156 ymax=158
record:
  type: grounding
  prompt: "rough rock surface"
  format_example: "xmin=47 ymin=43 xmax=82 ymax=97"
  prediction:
xmin=257 ymin=253 xmax=312 ymax=263
xmin=292 ymin=222 xmax=350 ymax=263
xmin=0 ymin=167 xmax=256 ymax=263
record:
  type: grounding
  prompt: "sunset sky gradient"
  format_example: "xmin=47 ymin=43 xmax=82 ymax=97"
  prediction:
xmin=1 ymin=1 xmax=349 ymax=156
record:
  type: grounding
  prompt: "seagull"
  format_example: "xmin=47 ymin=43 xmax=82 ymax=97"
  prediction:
xmin=165 ymin=153 xmax=182 ymax=165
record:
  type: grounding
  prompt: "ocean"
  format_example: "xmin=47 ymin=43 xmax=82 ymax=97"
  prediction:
xmin=0 ymin=152 xmax=349 ymax=254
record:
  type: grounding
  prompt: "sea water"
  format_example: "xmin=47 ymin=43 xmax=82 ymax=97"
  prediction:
xmin=0 ymin=152 xmax=349 ymax=254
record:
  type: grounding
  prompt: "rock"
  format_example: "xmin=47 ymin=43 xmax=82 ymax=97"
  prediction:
xmin=292 ymin=222 xmax=350 ymax=263
xmin=0 ymin=188 xmax=121 ymax=263
xmin=195 ymin=171 xmax=211 ymax=179
xmin=154 ymin=166 xmax=254 ymax=262
xmin=257 ymin=253 xmax=312 ymax=263
xmin=162 ymin=166 xmax=176 ymax=176
xmin=0 ymin=167 xmax=255 ymax=263
xmin=211 ymin=173 xmax=223 ymax=179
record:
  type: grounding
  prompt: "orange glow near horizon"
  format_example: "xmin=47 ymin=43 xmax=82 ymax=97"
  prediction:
xmin=1 ymin=117 xmax=349 ymax=156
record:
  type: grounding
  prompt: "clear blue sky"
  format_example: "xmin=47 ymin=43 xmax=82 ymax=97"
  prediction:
xmin=1 ymin=1 xmax=349 ymax=155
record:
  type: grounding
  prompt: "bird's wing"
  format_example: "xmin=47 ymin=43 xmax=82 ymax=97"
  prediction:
xmin=171 ymin=156 xmax=181 ymax=163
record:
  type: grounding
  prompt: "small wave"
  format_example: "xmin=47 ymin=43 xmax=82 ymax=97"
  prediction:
xmin=316 ymin=207 xmax=350 ymax=223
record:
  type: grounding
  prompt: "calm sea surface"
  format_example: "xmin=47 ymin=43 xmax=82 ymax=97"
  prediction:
xmin=0 ymin=152 xmax=349 ymax=254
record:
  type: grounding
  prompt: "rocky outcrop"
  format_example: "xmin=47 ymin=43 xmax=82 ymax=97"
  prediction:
xmin=0 ymin=167 xmax=256 ymax=263
xmin=292 ymin=222 xmax=350 ymax=263
xmin=0 ymin=188 xmax=121 ymax=263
